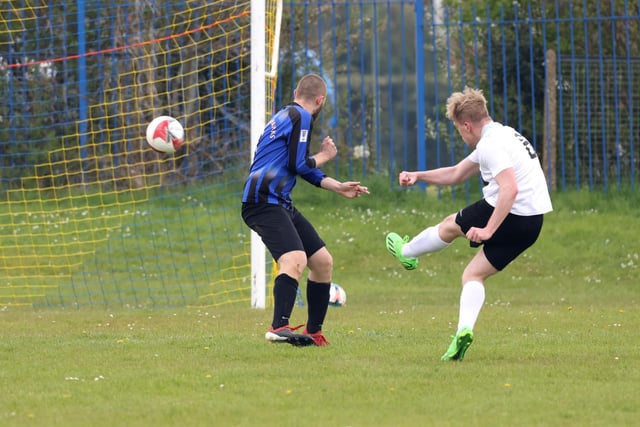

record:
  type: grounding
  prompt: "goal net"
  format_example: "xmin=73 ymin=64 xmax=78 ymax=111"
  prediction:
xmin=0 ymin=0 xmax=280 ymax=308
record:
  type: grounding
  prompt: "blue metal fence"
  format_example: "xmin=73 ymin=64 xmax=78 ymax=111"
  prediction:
xmin=0 ymin=1 xmax=637 ymax=307
xmin=277 ymin=0 xmax=640 ymax=194
xmin=1 ymin=1 xmax=638 ymax=195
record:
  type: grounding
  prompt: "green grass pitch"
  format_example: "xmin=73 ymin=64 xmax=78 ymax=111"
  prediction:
xmin=1 ymin=181 xmax=639 ymax=426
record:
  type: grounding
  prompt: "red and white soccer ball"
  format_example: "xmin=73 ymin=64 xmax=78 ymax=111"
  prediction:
xmin=145 ymin=115 xmax=185 ymax=153
xmin=328 ymin=283 xmax=347 ymax=307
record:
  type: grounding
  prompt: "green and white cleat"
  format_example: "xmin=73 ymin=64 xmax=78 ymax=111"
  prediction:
xmin=385 ymin=232 xmax=418 ymax=270
xmin=441 ymin=327 xmax=474 ymax=361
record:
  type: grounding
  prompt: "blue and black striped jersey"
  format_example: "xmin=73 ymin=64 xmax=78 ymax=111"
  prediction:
xmin=242 ymin=102 xmax=326 ymax=209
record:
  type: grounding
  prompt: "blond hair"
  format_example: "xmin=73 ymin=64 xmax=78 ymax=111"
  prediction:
xmin=445 ymin=87 xmax=489 ymax=123
xmin=294 ymin=74 xmax=327 ymax=102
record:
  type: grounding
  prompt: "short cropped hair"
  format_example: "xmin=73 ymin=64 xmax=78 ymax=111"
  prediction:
xmin=294 ymin=74 xmax=327 ymax=102
xmin=445 ymin=87 xmax=490 ymax=123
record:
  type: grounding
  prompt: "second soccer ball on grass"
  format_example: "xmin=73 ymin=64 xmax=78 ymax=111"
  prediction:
xmin=328 ymin=283 xmax=347 ymax=307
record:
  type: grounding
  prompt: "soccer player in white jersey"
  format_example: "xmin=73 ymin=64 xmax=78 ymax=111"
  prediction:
xmin=385 ymin=87 xmax=553 ymax=361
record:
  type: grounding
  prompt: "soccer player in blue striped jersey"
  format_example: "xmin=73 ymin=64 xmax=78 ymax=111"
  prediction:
xmin=242 ymin=74 xmax=369 ymax=347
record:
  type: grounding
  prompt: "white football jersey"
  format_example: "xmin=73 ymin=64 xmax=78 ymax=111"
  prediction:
xmin=467 ymin=122 xmax=553 ymax=216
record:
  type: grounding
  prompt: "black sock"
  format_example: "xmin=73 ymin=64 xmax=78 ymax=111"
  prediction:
xmin=272 ymin=273 xmax=299 ymax=329
xmin=306 ymin=280 xmax=331 ymax=334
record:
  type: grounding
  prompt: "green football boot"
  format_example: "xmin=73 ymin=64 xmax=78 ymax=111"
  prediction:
xmin=441 ymin=327 xmax=474 ymax=361
xmin=385 ymin=232 xmax=418 ymax=270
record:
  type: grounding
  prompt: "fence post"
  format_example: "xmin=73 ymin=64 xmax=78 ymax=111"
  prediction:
xmin=415 ymin=0 xmax=426 ymax=179
xmin=77 ymin=0 xmax=88 ymax=183
xmin=544 ymin=49 xmax=557 ymax=192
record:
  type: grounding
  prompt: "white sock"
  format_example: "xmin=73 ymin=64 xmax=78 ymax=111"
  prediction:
xmin=402 ymin=225 xmax=450 ymax=258
xmin=457 ymin=281 xmax=485 ymax=332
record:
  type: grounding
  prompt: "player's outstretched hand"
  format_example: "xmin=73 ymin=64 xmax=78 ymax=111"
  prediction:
xmin=399 ymin=171 xmax=418 ymax=187
xmin=339 ymin=181 xmax=370 ymax=199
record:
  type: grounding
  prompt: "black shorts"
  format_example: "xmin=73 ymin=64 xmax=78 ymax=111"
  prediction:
xmin=455 ymin=199 xmax=544 ymax=271
xmin=241 ymin=203 xmax=325 ymax=261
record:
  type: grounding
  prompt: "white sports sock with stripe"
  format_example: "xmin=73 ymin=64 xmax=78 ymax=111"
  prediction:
xmin=457 ymin=280 xmax=485 ymax=332
xmin=402 ymin=225 xmax=450 ymax=258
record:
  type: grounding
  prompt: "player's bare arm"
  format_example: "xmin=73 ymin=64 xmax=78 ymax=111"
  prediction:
xmin=465 ymin=167 xmax=518 ymax=244
xmin=399 ymin=158 xmax=480 ymax=187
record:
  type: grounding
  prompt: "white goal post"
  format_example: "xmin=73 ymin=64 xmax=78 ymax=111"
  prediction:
xmin=250 ymin=0 xmax=282 ymax=309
